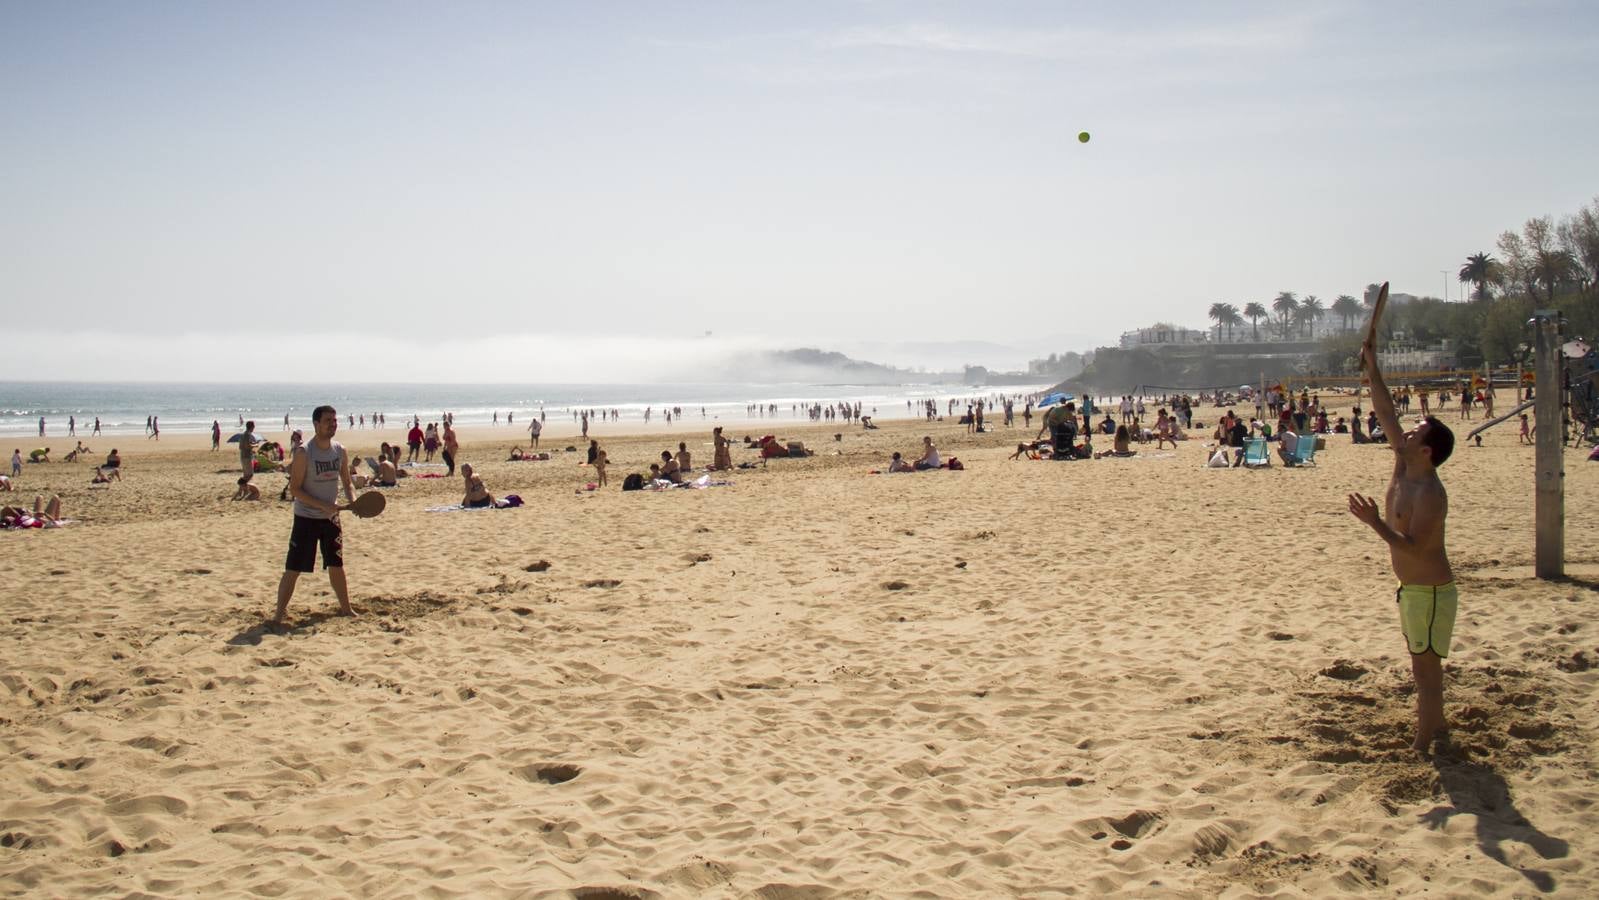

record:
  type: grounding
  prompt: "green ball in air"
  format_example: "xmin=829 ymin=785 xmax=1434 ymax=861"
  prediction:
xmin=1078 ymin=131 xmax=1091 ymax=143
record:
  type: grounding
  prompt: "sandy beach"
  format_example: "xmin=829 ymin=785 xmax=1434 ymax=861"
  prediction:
xmin=3 ymin=414 xmax=1595 ymax=897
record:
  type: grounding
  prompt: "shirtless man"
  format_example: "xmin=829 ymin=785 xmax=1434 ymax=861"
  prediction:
xmin=1347 ymin=302 xmax=1456 ymax=755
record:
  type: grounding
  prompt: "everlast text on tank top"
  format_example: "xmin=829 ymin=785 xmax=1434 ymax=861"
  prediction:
xmin=293 ymin=440 xmax=345 ymax=519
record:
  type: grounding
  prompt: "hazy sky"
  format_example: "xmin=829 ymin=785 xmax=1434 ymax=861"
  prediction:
xmin=3 ymin=1 xmax=1596 ymax=380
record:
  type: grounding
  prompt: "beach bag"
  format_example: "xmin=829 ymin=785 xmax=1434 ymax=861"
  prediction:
xmin=502 ymin=494 xmax=524 ymax=507
xmin=946 ymin=457 xmax=964 ymax=470
xmin=622 ymin=473 xmax=645 ymax=491
xmin=1208 ymin=449 xmax=1230 ymax=468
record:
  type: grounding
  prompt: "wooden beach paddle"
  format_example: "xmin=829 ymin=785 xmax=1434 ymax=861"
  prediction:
xmin=1360 ymin=281 xmax=1389 ymax=370
xmin=344 ymin=491 xmax=386 ymax=519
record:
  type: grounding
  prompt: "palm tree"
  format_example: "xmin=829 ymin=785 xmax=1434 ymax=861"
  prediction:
xmin=1272 ymin=292 xmax=1299 ymax=340
xmin=1243 ymin=302 xmax=1267 ymax=341
xmin=1458 ymin=252 xmax=1497 ymax=302
xmin=1536 ymin=249 xmax=1579 ymax=301
xmin=1207 ymin=302 xmax=1228 ymax=342
xmin=1299 ymin=295 xmax=1325 ymax=338
xmin=1220 ymin=303 xmax=1244 ymax=341
xmin=1330 ymin=295 xmax=1361 ymax=331
xmin=1363 ymin=283 xmax=1382 ymax=309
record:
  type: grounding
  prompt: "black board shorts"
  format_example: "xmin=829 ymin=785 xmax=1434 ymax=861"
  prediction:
xmin=286 ymin=515 xmax=343 ymax=572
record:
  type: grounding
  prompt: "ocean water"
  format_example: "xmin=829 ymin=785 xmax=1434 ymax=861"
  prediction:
xmin=0 ymin=381 xmax=1051 ymax=438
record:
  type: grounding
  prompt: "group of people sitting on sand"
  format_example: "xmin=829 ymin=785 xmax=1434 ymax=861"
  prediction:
xmin=886 ymin=436 xmax=962 ymax=471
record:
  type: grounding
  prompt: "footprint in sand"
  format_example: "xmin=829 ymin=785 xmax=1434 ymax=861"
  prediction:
xmin=513 ymin=763 xmax=583 ymax=784
xmin=1 ymin=831 xmax=44 ymax=850
xmin=583 ymin=579 xmax=621 ymax=589
xmin=882 ymin=580 xmax=910 ymax=591
xmin=1318 ymin=661 xmax=1368 ymax=681
xmin=1556 ymin=651 xmax=1592 ymax=672
xmin=182 ymin=568 xmax=212 ymax=575
xmin=524 ymin=560 xmax=551 ymax=572
xmin=1508 ymin=720 xmax=1556 ymax=740
xmin=570 ymin=887 xmax=660 ymax=900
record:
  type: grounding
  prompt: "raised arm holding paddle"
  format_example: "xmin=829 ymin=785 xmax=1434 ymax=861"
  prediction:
xmin=1345 ymin=282 xmax=1459 ymax=755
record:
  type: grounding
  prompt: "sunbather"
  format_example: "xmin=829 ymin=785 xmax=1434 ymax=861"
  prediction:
xmin=461 ymin=463 xmax=497 ymax=508
xmin=1 ymin=495 xmax=62 ymax=529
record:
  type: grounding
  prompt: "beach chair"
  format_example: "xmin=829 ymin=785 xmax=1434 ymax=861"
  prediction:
xmin=1242 ymin=438 xmax=1270 ymax=468
xmin=1284 ymin=436 xmax=1318 ymax=467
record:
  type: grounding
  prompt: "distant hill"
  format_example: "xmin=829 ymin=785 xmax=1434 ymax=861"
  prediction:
xmin=710 ymin=347 xmax=964 ymax=385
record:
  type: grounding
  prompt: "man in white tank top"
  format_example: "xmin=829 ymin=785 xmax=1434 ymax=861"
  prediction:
xmin=274 ymin=405 xmax=356 ymax=627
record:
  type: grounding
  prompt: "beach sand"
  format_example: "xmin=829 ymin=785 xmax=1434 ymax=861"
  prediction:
xmin=3 ymin=414 xmax=1596 ymax=896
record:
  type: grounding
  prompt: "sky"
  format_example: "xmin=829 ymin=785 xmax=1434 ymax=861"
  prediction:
xmin=3 ymin=1 xmax=1597 ymax=381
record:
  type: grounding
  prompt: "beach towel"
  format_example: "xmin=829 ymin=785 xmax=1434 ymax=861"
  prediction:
xmin=1 ymin=517 xmax=71 ymax=530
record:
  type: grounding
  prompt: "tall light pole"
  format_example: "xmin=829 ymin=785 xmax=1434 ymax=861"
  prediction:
xmin=1441 ymin=270 xmax=1449 ymax=303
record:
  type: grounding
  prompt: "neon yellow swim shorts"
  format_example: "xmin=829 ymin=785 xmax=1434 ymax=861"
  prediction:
xmin=1396 ymin=582 xmax=1458 ymax=658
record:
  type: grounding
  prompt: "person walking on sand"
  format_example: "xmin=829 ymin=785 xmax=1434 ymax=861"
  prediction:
xmin=528 ymin=416 xmax=542 ymax=449
xmin=1346 ymin=292 xmax=1457 ymax=756
xmin=93 ymin=417 xmax=101 ymax=436
xmin=212 ymin=420 xmax=221 ymax=451
xmin=406 ymin=421 xmax=423 ymax=463
xmin=274 ymin=405 xmax=356 ymax=627
xmin=442 ymin=420 xmax=459 ymax=477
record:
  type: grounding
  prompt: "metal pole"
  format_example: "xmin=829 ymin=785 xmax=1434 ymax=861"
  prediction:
xmin=1532 ymin=311 xmax=1564 ymax=579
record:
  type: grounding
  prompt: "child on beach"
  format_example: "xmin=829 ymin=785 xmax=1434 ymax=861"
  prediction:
xmin=593 ymin=448 xmax=609 ymax=486
xmin=1519 ymin=413 xmax=1533 ymax=445
xmin=233 ymin=476 xmax=260 ymax=501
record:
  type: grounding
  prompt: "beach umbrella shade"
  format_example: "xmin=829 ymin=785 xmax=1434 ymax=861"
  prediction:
xmin=1037 ymin=392 xmax=1074 ymax=407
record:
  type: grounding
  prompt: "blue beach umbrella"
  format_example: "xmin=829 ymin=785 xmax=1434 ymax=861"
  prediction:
xmin=1036 ymin=392 xmax=1074 ymax=408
